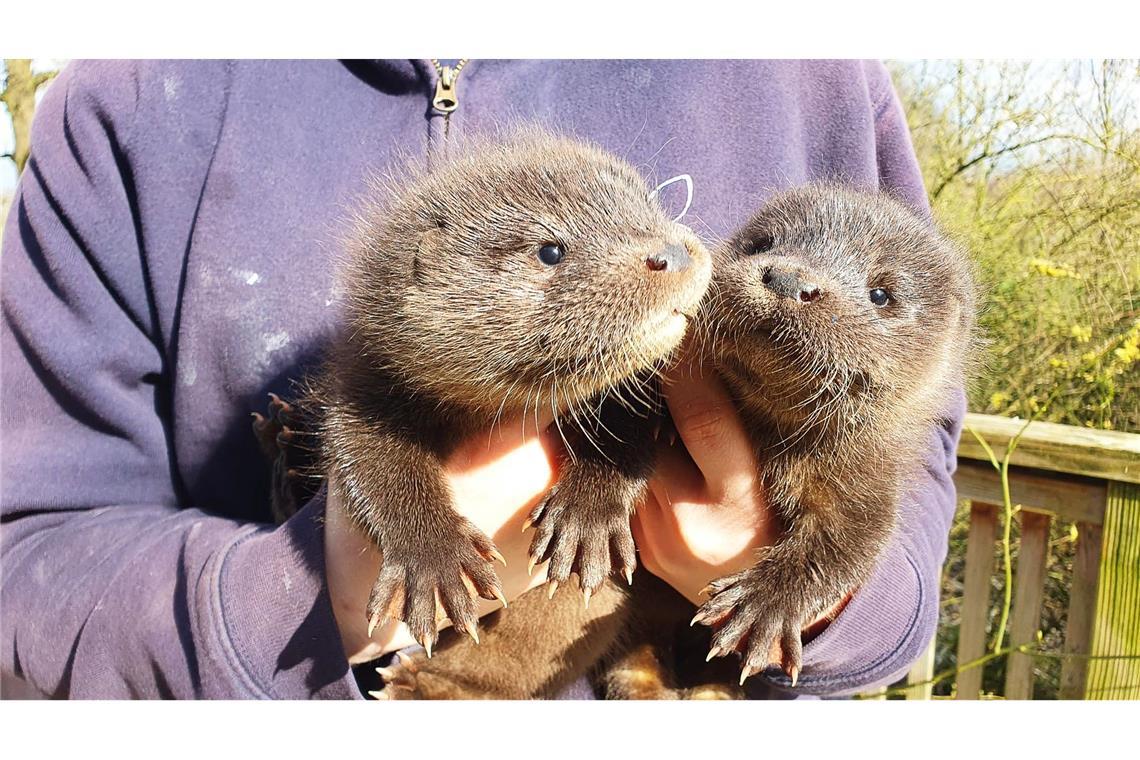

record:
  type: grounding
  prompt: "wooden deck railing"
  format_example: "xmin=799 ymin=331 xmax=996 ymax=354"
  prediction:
xmin=894 ymin=413 xmax=1140 ymax=700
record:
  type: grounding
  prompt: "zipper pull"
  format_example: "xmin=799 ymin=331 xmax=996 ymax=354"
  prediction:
xmin=433 ymin=65 xmax=459 ymax=114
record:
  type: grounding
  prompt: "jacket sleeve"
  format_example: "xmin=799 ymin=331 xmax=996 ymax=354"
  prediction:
xmin=0 ymin=61 xmax=358 ymax=699
xmin=777 ymin=61 xmax=960 ymax=696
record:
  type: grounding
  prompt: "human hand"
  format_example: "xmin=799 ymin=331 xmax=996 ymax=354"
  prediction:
xmin=632 ymin=359 xmax=776 ymax=605
xmin=632 ymin=358 xmax=851 ymax=640
xmin=324 ymin=417 xmax=560 ymax=664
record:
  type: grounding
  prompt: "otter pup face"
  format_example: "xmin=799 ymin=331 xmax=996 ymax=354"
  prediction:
xmin=710 ymin=184 xmax=975 ymax=428
xmin=348 ymin=131 xmax=712 ymax=414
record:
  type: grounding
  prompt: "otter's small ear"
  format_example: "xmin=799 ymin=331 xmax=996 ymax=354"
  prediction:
xmin=736 ymin=226 xmax=773 ymax=256
xmin=413 ymin=225 xmax=445 ymax=285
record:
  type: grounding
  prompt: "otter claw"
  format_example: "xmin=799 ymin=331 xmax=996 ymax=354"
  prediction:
xmin=693 ymin=564 xmax=810 ymax=690
xmin=526 ymin=476 xmax=638 ymax=594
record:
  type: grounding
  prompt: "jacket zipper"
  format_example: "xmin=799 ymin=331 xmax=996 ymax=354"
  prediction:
xmin=431 ymin=59 xmax=469 ymax=140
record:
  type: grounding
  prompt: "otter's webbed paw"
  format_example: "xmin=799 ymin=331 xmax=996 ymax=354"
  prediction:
xmin=251 ymin=392 xmax=296 ymax=460
xmin=250 ymin=392 xmax=315 ymax=523
xmin=525 ymin=467 xmax=640 ymax=604
xmin=691 ymin=562 xmax=814 ymax=687
xmin=365 ymin=519 xmax=507 ymax=655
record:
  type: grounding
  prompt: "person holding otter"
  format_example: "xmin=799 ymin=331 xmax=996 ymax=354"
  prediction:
xmin=0 ymin=60 xmax=962 ymax=699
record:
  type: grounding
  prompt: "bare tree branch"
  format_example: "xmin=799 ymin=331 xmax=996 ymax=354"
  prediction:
xmin=930 ymin=135 xmax=1062 ymax=200
xmin=2 ymin=59 xmax=60 ymax=174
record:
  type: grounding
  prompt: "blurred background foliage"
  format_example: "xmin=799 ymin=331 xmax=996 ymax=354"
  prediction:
xmin=890 ymin=59 xmax=1139 ymax=699
xmin=3 ymin=59 xmax=1138 ymax=700
xmin=1 ymin=59 xmax=61 ymax=223
xmin=891 ymin=59 xmax=1139 ymax=434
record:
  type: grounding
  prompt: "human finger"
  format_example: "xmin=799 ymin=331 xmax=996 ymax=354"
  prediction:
xmin=661 ymin=360 xmax=757 ymax=494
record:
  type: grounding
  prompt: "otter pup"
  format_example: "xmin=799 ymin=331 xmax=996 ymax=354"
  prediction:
xmin=346 ymin=182 xmax=975 ymax=698
xmin=690 ymin=183 xmax=976 ymax=683
xmin=258 ymin=129 xmax=711 ymax=654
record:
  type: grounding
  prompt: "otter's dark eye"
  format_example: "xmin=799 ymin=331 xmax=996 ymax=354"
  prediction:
xmin=745 ymin=233 xmax=774 ymax=255
xmin=869 ymin=288 xmax=892 ymax=306
xmin=538 ymin=244 xmax=564 ymax=266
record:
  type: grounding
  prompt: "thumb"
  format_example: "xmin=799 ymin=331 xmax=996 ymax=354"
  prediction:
xmin=661 ymin=359 xmax=756 ymax=494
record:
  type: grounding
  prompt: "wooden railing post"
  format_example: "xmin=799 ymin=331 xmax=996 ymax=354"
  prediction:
xmin=1004 ymin=511 xmax=1051 ymax=699
xmin=904 ymin=637 xmax=936 ymax=700
xmin=1085 ymin=482 xmax=1140 ymax=699
xmin=956 ymin=501 xmax=999 ymax=699
xmin=1059 ymin=521 xmax=1103 ymax=699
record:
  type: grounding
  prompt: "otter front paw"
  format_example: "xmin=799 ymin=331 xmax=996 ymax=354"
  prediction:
xmin=366 ymin=520 xmax=507 ymax=654
xmin=525 ymin=478 xmax=639 ymax=603
xmin=371 ymin=647 xmax=496 ymax=700
xmin=370 ymin=650 xmax=425 ymax=700
xmin=691 ymin=565 xmax=812 ymax=687
xmin=251 ymin=392 xmax=315 ymax=523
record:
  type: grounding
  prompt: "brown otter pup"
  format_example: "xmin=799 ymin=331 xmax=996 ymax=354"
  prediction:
xmin=310 ymin=182 xmax=975 ymax=699
xmin=691 ymin=183 xmax=976 ymax=683
xmin=255 ymin=128 xmax=712 ymax=655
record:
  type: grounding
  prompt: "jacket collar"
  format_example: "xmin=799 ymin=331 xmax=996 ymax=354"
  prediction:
xmin=340 ymin=59 xmax=435 ymax=95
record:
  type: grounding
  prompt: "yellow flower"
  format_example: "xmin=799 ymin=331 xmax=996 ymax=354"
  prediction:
xmin=1106 ymin=321 xmax=1139 ymax=371
xmin=1114 ymin=343 xmax=1139 ymax=366
xmin=1029 ymin=258 xmax=1081 ymax=279
xmin=1070 ymin=325 xmax=1092 ymax=343
xmin=1049 ymin=357 xmax=1069 ymax=369
xmin=990 ymin=392 xmax=1010 ymax=408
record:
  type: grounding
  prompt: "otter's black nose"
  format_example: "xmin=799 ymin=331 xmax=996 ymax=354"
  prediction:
xmin=646 ymin=243 xmax=692 ymax=273
xmin=761 ymin=267 xmax=821 ymax=303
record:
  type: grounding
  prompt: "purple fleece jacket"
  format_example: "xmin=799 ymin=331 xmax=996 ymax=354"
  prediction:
xmin=0 ymin=60 xmax=962 ymax=699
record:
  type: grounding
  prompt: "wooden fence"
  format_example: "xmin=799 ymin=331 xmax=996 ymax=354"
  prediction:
xmin=894 ymin=413 xmax=1140 ymax=699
